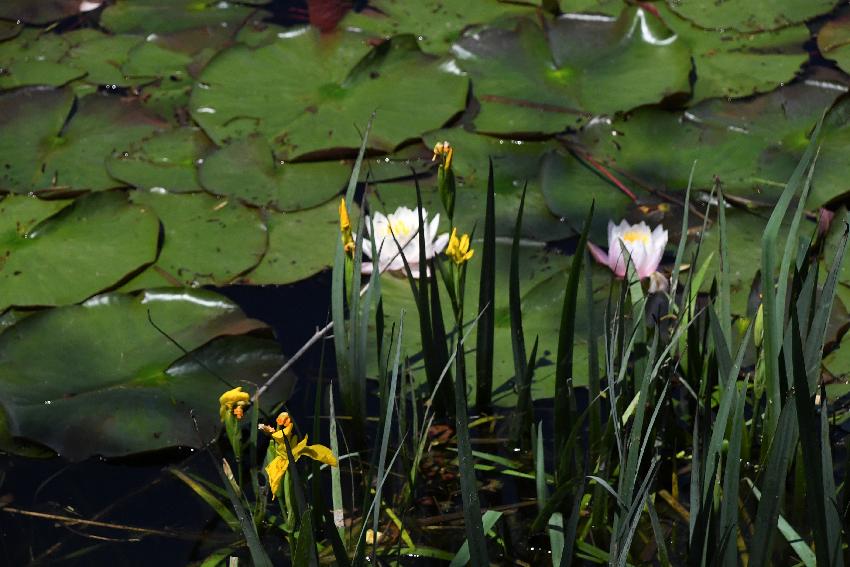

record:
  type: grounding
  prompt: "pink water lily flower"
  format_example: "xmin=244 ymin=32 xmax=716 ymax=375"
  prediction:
xmin=589 ymin=220 xmax=668 ymax=279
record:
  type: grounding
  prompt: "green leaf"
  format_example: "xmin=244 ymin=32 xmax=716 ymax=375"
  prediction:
xmin=0 ymin=192 xmax=159 ymax=311
xmin=340 ymin=0 xmax=533 ymax=54
xmin=199 ymin=136 xmax=350 ymax=210
xmin=107 ymin=127 xmax=212 ymax=193
xmin=453 ymin=8 xmax=690 ymax=134
xmin=0 ymin=30 xmax=84 ymax=90
xmin=666 ymin=0 xmax=837 ymax=32
xmin=121 ymin=191 xmax=268 ymax=290
xmin=62 ymin=29 xmax=145 ymax=88
xmin=245 ymin=197 xmax=342 ymax=285
xmin=0 ymin=289 xmax=287 ymax=459
xmin=101 ymin=0 xmax=265 ymax=34
xmin=191 ymin=31 xmax=468 ymax=158
xmin=655 ymin=4 xmax=808 ymax=102
xmin=572 ymin=71 xmax=845 ymax=205
xmin=0 ymin=0 xmax=102 ymax=24
xmin=448 ymin=510 xmax=503 ymax=567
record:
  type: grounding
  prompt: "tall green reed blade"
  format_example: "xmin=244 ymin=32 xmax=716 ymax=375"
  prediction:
xmin=476 ymin=159 xmax=497 ymax=412
xmin=332 ymin=115 xmax=373 ymax=443
xmin=214 ymin=456 xmax=273 ymax=567
xmin=760 ymin=118 xmax=822 ymax=432
xmin=509 ymin=183 xmax=531 ymax=446
xmin=718 ymin=376 xmax=748 ymax=566
xmin=585 ymin=247 xmax=602 ymax=455
xmin=453 ymin=276 xmax=489 ymax=564
xmin=716 ymin=183 xmax=732 ymax=349
xmin=371 ymin=313 xmax=404 ymax=563
xmin=748 ymin=399 xmax=799 ymax=567
xmin=555 ymin=202 xmax=594 ymax=469
xmin=790 ymin=304 xmax=843 ymax=566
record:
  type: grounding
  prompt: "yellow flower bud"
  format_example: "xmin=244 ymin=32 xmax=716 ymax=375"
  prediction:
xmin=445 ymin=227 xmax=474 ymax=265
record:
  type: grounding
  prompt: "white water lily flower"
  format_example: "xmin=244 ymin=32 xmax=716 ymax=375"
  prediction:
xmin=589 ymin=220 xmax=668 ymax=280
xmin=362 ymin=206 xmax=449 ymax=278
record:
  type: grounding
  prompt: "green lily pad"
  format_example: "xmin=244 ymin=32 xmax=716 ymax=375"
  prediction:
xmin=41 ymin=94 xmax=167 ymax=190
xmin=191 ymin=30 xmax=468 ymax=158
xmin=371 ymin=242 xmax=602 ymax=406
xmin=121 ymin=191 xmax=268 ymax=290
xmin=0 ymin=29 xmax=85 ymax=90
xmin=420 ymin=129 xmax=578 ymax=240
xmin=0 ymin=289 xmax=284 ymax=459
xmin=818 ymin=9 xmax=850 ymax=76
xmin=0 ymin=87 xmax=74 ymax=193
xmin=561 ymin=0 xmax=624 ymax=15
xmin=654 ymin=4 xmax=807 ymax=102
xmin=198 ymin=136 xmax=350 ymax=210
xmin=0 ymin=0 xmax=102 ymax=25
xmin=61 ymin=29 xmax=144 ymax=87
xmin=244 ymin=199 xmax=342 ymax=285
xmin=107 ymin=128 xmax=212 ymax=193
xmin=539 ymin=148 xmax=635 ymax=241
xmin=571 ymin=70 xmax=847 ymax=204
xmin=101 ymin=0 xmax=264 ymax=34
xmin=340 ymin=0 xmax=533 ymax=54
xmin=665 ymin=0 xmax=836 ymax=32
xmin=453 ymin=8 xmax=690 ymax=135
xmin=0 ymin=20 xmax=24 ymax=42
xmin=0 ymin=191 xmax=159 ymax=311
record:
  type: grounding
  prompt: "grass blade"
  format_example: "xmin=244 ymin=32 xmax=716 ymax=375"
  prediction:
xmin=476 ymin=158 xmax=497 ymax=411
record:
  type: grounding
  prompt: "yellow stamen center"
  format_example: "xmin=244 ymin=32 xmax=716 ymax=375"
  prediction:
xmin=621 ymin=229 xmax=650 ymax=245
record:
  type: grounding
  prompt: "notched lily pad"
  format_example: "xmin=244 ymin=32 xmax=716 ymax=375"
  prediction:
xmin=107 ymin=127 xmax=212 ymax=193
xmin=191 ymin=30 xmax=468 ymax=158
xmin=0 ymin=289 xmax=284 ymax=459
xmin=0 ymin=191 xmax=159 ymax=311
xmin=453 ymin=8 xmax=691 ymax=135
xmin=0 ymin=0 xmax=102 ymax=25
xmin=244 ymin=199 xmax=342 ymax=285
xmin=665 ymin=0 xmax=836 ymax=32
xmin=101 ymin=0 xmax=264 ymax=34
xmin=121 ymin=191 xmax=268 ymax=290
xmin=0 ymin=29 xmax=85 ymax=90
xmin=199 ymin=136 xmax=350 ymax=210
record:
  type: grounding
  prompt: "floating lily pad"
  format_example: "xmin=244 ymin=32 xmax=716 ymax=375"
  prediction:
xmin=371 ymin=242 xmax=599 ymax=405
xmin=244 ymin=199 xmax=342 ymax=285
xmin=41 ymin=94 xmax=167 ymax=190
xmin=655 ymin=5 xmax=807 ymax=102
xmin=453 ymin=8 xmax=690 ymax=135
xmin=101 ymin=0 xmax=263 ymax=34
xmin=818 ymin=9 xmax=850 ymax=76
xmin=198 ymin=136 xmax=350 ymax=210
xmin=0 ymin=29 xmax=84 ymax=90
xmin=191 ymin=30 xmax=468 ymax=158
xmin=0 ymin=0 xmax=102 ymax=25
xmin=0 ymin=192 xmax=159 ymax=311
xmin=561 ymin=0 xmax=624 ymax=16
xmin=340 ymin=0 xmax=533 ymax=54
xmin=0 ymin=20 xmax=24 ymax=42
xmin=539 ymin=148 xmax=635 ymax=241
xmin=665 ymin=0 xmax=836 ymax=32
xmin=572 ymin=71 xmax=847 ymax=205
xmin=121 ymin=191 xmax=267 ymax=290
xmin=420 ymin=129 xmax=575 ymax=240
xmin=0 ymin=87 xmax=74 ymax=193
xmin=107 ymin=128 xmax=212 ymax=193
xmin=0 ymin=289 xmax=282 ymax=459
xmin=61 ymin=29 xmax=144 ymax=87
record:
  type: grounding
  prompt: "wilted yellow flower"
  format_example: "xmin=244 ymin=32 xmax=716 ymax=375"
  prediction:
xmin=219 ymin=387 xmax=250 ymax=421
xmin=445 ymin=228 xmax=474 ymax=265
xmin=432 ymin=141 xmax=453 ymax=171
xmin=339 ymin=198 xmax=355 ymax=255
xmin=262 ymin=414 xmax=337 ymax=498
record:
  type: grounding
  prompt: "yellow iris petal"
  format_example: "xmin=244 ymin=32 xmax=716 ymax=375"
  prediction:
xmin=446 ymin=227 xmax=474 ymax=265
xmin=265 ymin=455 xmax=289 ymax=498
xmin=219 ymin=387 xmax=250 ymax=421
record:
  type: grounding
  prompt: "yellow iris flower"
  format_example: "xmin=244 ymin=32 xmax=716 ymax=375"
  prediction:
xmin=219 ymin=387 xmax=250 ymax=421
xmin=339 ymin=198 xmax=355 ymax=255
xmin=264 ymin=412 xmax=338 ymax=498
xmin=432 ymin=141 xmax=453 ymax=171
xmin=445 ymin=228 xmax=474 ymax=265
